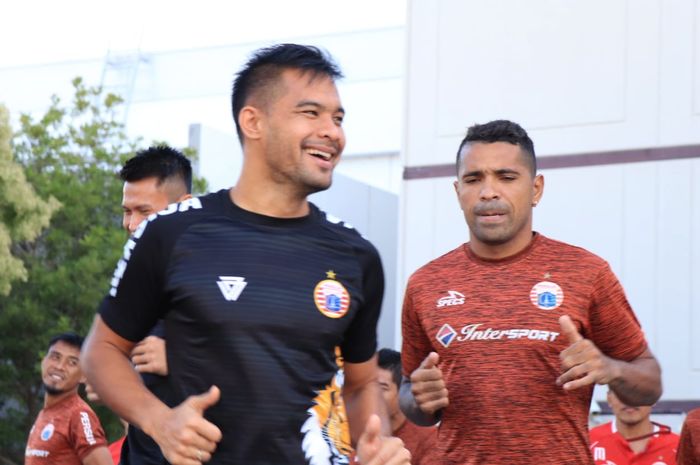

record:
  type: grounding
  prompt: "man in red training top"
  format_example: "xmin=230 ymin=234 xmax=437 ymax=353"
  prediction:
xmin=399 ymin=119 xmax=662 ymax=465
xmin=25 ymin=333 xmax=111 ymax=465
xmin=590 ymin=390 xmax=678 ymax=464
xmin=377 ymin=349 xmax=436 ymax=465
xmin=678 ymin=408 xmax=700 ymax=465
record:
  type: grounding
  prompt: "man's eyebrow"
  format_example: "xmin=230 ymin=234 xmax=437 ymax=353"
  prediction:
xmin=494 ymin=168 xmax=521 ymax=175
xmin=462 ymin=168 xmax=521 ymax=178
xmin=296 ymin=100 xmax=345 ymax=114
xmin=123 ymin=203 xmax=154 ymax=211
xmin=462 ymin=170 xmax=484 ymax=178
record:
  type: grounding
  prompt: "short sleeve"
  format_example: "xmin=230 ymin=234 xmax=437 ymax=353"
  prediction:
xmin=678 ymin=410 xmax=700 ymax=465
xmin=588 ymin=263 xmax=647 ymax=362
xmin=340 ymin=243 xmax=384 ymax=364
xmin=401 ymin=279 xmax=433 ymax=378
xmin=69 ymin=406 xmax=107 ymax=459
xmin=99 ymin=218 xmax=169 ymax=342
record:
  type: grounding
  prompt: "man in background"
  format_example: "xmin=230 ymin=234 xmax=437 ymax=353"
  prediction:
xmin=377 ymin=348 xmax=436 ymax=465
xmin=115 ymin=145 xmax=193 ymax=465
xmin=677 ymin=409 xmax=700 ymax=465
xmin=589 ymin=390 xmax=678 ymax=464
xmin=25 ymin=333 xmax=112 ymax=465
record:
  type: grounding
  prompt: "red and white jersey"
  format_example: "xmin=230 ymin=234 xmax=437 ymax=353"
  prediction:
xmin=589 ymin=421 xmax=679 ymax=465
xmin=25 ymin=393 xmax=107 ymax=465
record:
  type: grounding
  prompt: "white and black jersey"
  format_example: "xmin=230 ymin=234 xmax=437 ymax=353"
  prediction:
xmin=100 ymin=189 xmax=384 ymax=465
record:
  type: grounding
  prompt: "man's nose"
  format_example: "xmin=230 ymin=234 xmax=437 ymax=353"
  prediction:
xmin=479 ymin=178 xmax=500 ymax=200
xmin=318 ymin=115 xmax=344 ymax=145
xmin=127 ymin=215 xmax=142 ymax=234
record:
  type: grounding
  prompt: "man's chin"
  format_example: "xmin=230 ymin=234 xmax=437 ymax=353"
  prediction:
xmin=43 ymin=383 xmax=65 ymax=396
xmin=304 ymin=180 xmax=332 ymax=196
xmin=474 ymin=231 xmax=512 ymax=246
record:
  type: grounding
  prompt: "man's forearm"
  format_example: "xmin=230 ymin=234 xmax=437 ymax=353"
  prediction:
xmin=343 ymin=379 xmax=389 ymax=444
xmin=608 ymin=353 xmax=662 ymax=406
xmin=398 ymin=379 xmax=440 ymax=427
xmin=82 ymin=316 xmax=169 ymax=437
xmin=343 ymin=356 xmax=391 ymax=444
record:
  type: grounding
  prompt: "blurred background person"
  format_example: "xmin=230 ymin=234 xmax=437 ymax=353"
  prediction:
xmin=25 ymin=332 xmax=112 ymax=465
xmin=677 ymin=408 xmax=700 ymax=465
xmin=378 ymin=348 xmax=436 ymax=465
xmin=589 ymin=389 xmax=678 ymax=465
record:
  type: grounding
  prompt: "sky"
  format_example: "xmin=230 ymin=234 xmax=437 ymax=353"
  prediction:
xmin=0 ymin=0 xmax=406 ymax=68
xmin=0 ymin=0 xmax=407 ymax=187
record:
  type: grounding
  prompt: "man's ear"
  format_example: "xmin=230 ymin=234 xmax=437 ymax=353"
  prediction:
xmin=238 ymin=106 xmax=264 ymax=141
xmin=532 ymin=174 xmax=544 ymax=206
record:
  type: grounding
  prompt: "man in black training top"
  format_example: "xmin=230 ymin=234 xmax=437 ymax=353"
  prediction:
xmin=118 ymin=146 xmax=192 ymax=464
xmin=83 ymin=44 xmax=410 ymax=465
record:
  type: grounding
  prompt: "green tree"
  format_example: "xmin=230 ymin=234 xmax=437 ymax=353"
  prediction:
xmin=0 ymin=78 xmax=206 ymax=464
xmin=0 ymin=104 xmax=60 ymax=296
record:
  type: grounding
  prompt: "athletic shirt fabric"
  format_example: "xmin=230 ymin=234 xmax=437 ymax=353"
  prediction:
xmin=678 ymin=409 xmax=700 ymax=465
xmin=25 ymin=393 xmax=107 ymax=465
xmin=589 ymin=421 xmax=679 ymax=465
xmin=108 ymin=436 xmax=125 ymax=465
xmin=120 ymin=320 xmax=177 ymax=465
xmin=99 ymin=189 xmax=384 ymax=465
xmin=394 ymin=420 xmax=437 ymax=465
xmin=401 ymin=233 xmax=648 ymax=465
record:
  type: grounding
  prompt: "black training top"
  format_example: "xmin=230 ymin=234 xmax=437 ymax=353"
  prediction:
xmin=120 ymin=320 xmax=177 ymax=465
xmin=100 ymin=189 xmax=384 ymax=465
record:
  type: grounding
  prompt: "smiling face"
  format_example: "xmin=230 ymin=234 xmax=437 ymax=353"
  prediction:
xmin=454 ymin=141 xmax=544 ymax=259
xmin=41 ymin=340 xmax=83 ymax=397
xmin=257 ymin=69 xmax=346 ymax=196
xmin=122 ymin=177 xmax=190 ymax=234
xmin=121 ymin=177 xmax=171 ymax=234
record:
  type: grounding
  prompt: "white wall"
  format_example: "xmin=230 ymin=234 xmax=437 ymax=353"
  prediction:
xmin=402 ymin=0 xmax=700 ymax=401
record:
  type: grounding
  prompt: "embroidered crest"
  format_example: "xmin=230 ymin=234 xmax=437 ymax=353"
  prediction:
xmin=314 ymin=271 xmax=351 ymax=319
xmin=530 ymin=281 xmax=564 ymax=310
xmin=40 ymin=423 xmax=54 ymax=441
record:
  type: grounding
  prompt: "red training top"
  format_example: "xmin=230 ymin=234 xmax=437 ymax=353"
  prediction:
xmin=678 ymin=409 xmax=700 ymax=465
xmin=25 ymin=393 xmax=107 ymax=465
xmin=108 ymin=436 xmax=126 ymax=465
xmin=395 ymin=419 xmax=437 ymax=465
xmin=589 ymin=421 xmax=678 ymax=464
xmin=402 ymin=234 xmax=648 ymax=465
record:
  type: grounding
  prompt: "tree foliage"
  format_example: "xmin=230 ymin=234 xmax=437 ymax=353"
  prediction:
xmin=0 ymin=78 xmax=206 ymax=464
xmin=0 ymin=104 xmax=60 ymax=296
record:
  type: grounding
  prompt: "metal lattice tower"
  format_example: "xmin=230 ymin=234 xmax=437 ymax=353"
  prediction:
xmin=100 ymin=49 xmax=150 ymax=123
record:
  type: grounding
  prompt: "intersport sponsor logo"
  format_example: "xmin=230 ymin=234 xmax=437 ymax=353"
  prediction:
xmin=456 ymin=323 xmax=560 ymax=343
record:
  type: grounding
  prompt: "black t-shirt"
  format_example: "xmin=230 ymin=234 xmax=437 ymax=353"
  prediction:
xmin=120 ymin=320 xmax=175 ymax=465
xmin=100 ymin=189 xmax=384 ymax=465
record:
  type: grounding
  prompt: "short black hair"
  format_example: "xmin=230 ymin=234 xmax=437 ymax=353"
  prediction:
xmin=456 ymin=119 xmax=536 ymax=176
xmin=48 ymin=332 xmax=84 ymax=351
xmin=120 ymin=145 xmax=192 ymax=194
xmin=231 ymin=43 xmax=343 ymax=142
xmin=377 ymin=348 xmax=402 ymax=388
